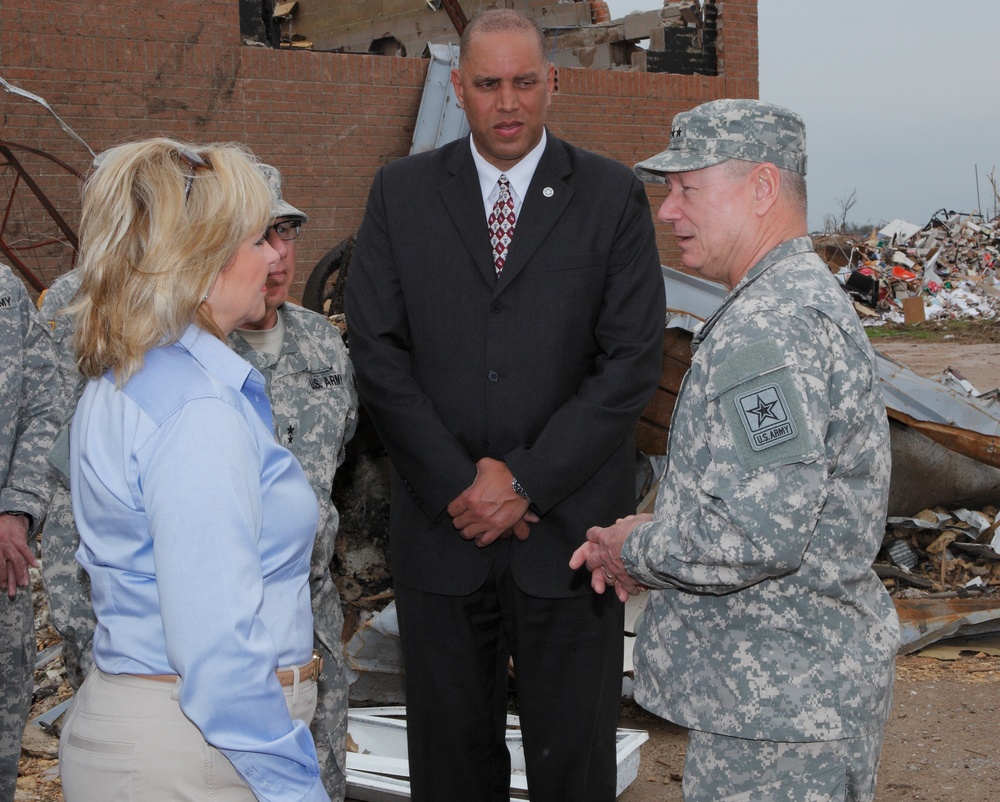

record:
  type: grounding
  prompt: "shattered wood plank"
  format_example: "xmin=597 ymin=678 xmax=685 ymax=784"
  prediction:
xmin=875 ymin=563 xmax=934 ymax=589
xmin=885 ymin=408 xmax=1000 ymax=470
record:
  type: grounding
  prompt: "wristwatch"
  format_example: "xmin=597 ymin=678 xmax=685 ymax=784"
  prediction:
xmin=511 ymin=477 xmax=531 ymax=503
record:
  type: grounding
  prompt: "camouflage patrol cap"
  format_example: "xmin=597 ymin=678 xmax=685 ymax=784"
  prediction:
xmin=633 ymin=99 xmax=807 ymax=182
xmin=257 ymin=163 xmax=309 ymax=222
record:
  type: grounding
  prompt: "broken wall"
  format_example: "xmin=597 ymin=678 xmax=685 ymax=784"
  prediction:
xmin=271 ymin=1 xmax=720 ymax=75
xmin=0 ymin=0 xmax=758 ymax=301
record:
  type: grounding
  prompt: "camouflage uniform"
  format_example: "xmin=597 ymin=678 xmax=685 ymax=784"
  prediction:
xmin=0 ymin=263 xmax=64 ymax=801
xmin=230 ymin=303 xmax=357 ymax=802
xmin=38 ymin=269 xmax=95 ymax=690
xmin=621 ymin=238 xmax=900 ymax=802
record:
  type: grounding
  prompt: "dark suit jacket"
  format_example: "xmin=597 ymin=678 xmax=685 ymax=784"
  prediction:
xmin=346 ymin=132 xmax=664 ymax=598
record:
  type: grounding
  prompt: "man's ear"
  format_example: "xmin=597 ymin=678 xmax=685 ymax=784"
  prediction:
xmin=752 ymin=163 xmax=781 ymax=216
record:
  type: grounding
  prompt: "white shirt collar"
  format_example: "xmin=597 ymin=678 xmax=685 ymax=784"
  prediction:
xmin=470 ymin=129 xmax=548 ymax=216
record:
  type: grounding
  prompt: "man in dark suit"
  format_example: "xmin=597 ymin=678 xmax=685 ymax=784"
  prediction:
xmin=345 ymin=9 xmax=664 ymax=801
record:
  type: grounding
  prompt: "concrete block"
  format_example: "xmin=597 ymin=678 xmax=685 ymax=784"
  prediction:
xmin=622 ymin=10 xmax=663 ymax=41
xmin=550 ymin=43 xmax=614 ymax=70
xmin=536 ymin=3 xmax=592 ymax=29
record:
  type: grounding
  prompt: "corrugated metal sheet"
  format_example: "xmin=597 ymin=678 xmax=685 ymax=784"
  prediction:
xmin=410 ymin=43 xmax=468 ymax=156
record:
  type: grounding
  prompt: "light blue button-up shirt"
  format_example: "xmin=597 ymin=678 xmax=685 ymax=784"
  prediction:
xmin=71 ymin=324 xmax=327 ymax=801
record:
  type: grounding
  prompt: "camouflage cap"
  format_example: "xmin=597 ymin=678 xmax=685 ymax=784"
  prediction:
xmin=633 ymin=99 xmax=807 ymax=182
xmin=257 ymin=163 xmax=309 ymax=222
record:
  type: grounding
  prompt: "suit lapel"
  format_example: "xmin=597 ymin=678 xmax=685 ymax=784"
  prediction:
xmin=495 ymin=136 xmax=574 ymax=292
xmin=439 ymin=139 xmax=498 ymax=288
xmin=437 ymin=135 xmax=576 ymax=293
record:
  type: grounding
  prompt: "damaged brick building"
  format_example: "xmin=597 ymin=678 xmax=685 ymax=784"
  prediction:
xmin=0 ymin=0 xmax=758 ymax=301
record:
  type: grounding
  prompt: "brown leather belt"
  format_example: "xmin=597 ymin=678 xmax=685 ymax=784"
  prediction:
xmin=132 ymin=650 xmax=323 ymax=687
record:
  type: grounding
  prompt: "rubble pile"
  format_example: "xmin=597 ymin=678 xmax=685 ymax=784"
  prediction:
xmin=331 ymin=451 xmax=394 ymax=639
xmin=877 ymin=505 xmax=1000 ymax=596
xmin=815 ymin=210 xmax=1000 ymax=324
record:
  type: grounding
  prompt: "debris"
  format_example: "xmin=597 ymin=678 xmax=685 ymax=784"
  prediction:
xmin=0 ymin=75 xmax=95 ymax=157
xmin=878 ymin=504 xmax=1000 ymax=649
xmin=409 ymin=43 xmax=468 ymax=156
xmin=19 ymin=724 xmax=58 ymax=760
xmin=915 ymin=633 xmax=1000 ymax=660
xmin=887 ymin=540 xmax=919 ymax=570
xmin=278 ymin=0 xmax=718 ymax=74
xmin=344 ymin=602 xmax=405 ymax=705
xmin=818 ymin=210 xmax=1000 ymax=324
xmin=895 ymin=597 xmax=1000 ymax=655
xmin=332 ymin=451 xmax=393 ymax=652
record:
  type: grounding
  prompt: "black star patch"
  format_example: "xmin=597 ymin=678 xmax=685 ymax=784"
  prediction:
xmin=747 ymin=394 xmax=780 ymax=427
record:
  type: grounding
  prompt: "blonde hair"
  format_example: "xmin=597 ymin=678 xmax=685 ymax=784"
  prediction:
xmin=72 ymin=138 xmax=272 ymax=385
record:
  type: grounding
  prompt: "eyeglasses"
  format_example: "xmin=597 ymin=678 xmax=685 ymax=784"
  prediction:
xmin=177 ymin=148 xmax=211 ymax=204
xmin=268 ymin=219 xmax=302 ymax=241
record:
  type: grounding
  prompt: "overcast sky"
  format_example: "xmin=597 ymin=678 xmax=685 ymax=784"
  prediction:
xmin=605 ymin=0 xmax=1000 ymax=232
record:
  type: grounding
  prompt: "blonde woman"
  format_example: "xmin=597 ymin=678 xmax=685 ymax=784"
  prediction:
xmin=58 ymin=138 xmax=330 ymax=801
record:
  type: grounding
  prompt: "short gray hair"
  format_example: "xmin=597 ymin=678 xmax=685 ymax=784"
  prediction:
xmin=722 ymin=159 xmax=807 ymax=216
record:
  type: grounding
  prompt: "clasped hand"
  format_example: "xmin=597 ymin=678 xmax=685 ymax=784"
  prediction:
xmin=447 ymin=457 xmax=539 ymax=548
xmin=569 ymin=514 xmax=651 ymax=603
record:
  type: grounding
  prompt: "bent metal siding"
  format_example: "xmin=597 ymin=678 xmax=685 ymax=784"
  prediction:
xmin=0 ymin=0 xmax=758 ymax=300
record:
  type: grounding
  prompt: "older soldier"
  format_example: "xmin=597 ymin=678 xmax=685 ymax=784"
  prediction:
xmin=230 ymin=164 xmax=357 ymax=802
xmin=572 ymin=99 xmax=899 ymax=802
xmin=0 ymin=262 xmax=65 ymax=801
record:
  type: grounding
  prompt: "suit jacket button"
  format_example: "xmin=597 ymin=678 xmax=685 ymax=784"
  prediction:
xmin=490 ymin=303 xmax=503 ymax=313
xmin=488 ymin=370 xmax=499 ymax=382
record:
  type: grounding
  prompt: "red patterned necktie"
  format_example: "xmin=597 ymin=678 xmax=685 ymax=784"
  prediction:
xmin=488 ymin=174 xmax=516 ymax=276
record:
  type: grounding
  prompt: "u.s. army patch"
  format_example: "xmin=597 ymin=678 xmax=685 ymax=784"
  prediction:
xmin=711 ymin=339 xmax=818 ymax=472
xmin=735 ymin=384 xmax=796 ymax=451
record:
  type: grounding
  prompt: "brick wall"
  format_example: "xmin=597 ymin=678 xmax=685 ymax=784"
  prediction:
xmin=0 ymin=0 xmax=758 ymax=301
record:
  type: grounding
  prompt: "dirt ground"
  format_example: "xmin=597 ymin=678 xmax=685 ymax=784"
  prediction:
xmin=618 ymin=654 xmax=1000 ymax=801
xmin=874 ymin=340 xmax=1000 ymax=392
xmin=17 ymin=328 xmax=1000 ymax=801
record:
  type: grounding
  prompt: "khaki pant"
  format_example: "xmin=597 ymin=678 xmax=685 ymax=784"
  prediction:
xmin=59 ymin=670 xmax=317 ymax=801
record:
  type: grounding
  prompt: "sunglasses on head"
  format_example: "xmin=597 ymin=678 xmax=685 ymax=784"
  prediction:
xmin=177 ymin=148 xmax=211 ymax=204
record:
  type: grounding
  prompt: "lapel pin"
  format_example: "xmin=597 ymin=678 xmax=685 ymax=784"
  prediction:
xmin=542 ymin=187 xmax=554 ymax=197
